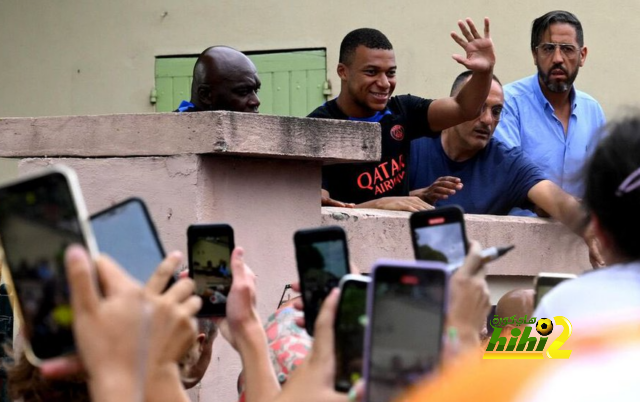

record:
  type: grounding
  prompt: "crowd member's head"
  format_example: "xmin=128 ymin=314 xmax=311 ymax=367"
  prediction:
xmin=337 ymin=28 xmax=395 ymax=118
xmin=7 ymin=351 xmax=89 ymax=402
xmin=190 ymin=46 xmax=261 ymax=113
xmin=584 ymin=116 xmax=640 ymax=265
xmin=530 ymin=10 xmax=587 ymax=94
xmin=443 ymin=71 xmax=503 ymax=157
xmin=181 ymin=318 xmax=218 ymax=389
xmin=494 ymin=289 xmax=535 ymax=336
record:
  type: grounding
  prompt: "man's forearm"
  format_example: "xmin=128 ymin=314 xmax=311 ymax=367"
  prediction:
xmin=453 ymin=70 xmax=493 ymax=121
xmin=145 ymin=365 xmax=191 ymax=402
xmin=530 ymin=181 xmax=588 ymax=236
xmin=552 ymin=195 xmax=587 ymax=236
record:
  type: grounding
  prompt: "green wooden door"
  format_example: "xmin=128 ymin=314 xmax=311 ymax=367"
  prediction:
xmin=155 ymin=50 xmax=327 ymax=116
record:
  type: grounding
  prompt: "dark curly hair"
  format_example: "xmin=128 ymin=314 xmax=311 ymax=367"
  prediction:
xmin=584 ymin=115 xmax=640 ymax=260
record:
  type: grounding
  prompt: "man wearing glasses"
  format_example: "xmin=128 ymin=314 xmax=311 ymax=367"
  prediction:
xmin=494 ymin=11 xmax=605 ymax=214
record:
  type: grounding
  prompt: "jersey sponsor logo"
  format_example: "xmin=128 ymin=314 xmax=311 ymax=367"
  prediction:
xmin=390 ymin=125 xmax=405 ymax=141
xmin=357 ymin=155 xmax=406 ymax=196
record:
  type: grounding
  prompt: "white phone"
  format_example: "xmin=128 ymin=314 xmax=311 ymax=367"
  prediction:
xmin=0 ymin=165 xmax=98 ymax=365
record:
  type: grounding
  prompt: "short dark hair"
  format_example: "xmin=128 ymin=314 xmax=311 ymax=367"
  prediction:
xmin=450 ymin=70 xmax=502 ymax=96
xmin=198 ymin=318 xmax=217 ymax=342
xmin=584 ymin=115 xmax=640 ymax=260
xmin=339 ymin=28 xmax=393 ymax=65
xmin=531 ymin=10 xmax=584 ymax=51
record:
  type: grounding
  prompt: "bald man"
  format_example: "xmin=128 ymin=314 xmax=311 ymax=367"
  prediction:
xmin=486 ymin=289 xmax=535 ymax=342
xmin=176 ymin=46 xmax=261 ymax=113
xmin=496 ymin=289 xmax=534 ymax=321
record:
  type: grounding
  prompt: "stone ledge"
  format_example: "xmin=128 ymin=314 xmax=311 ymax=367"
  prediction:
xmin=0 ymin=112 xmax=381 ymax=162
xmin=321 ymin=207 xmax=591 ymax=276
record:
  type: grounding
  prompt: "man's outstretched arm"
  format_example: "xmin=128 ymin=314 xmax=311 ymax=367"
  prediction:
xmin=528 ymin=180 xmax=605 ymax=268
xmin=428 ymin=17 xmax=496 ymax=131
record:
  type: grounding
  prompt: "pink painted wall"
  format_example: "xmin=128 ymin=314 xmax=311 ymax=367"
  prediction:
xmin=19 ymin=155 xmax=319 ymax=402
xmin=4 ymin=111 xmax=594 ymax=402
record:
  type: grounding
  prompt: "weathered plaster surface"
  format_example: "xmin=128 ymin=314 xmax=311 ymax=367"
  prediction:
xmin=321 ymin=207 xmax=591 ymax=276
xmin=0 ymin=112 xmax=381 ymax=163
xmin=19 ymin=155 xmax=319 ymax=402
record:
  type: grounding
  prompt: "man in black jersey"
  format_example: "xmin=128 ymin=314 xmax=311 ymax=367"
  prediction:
xmin=309 ymin=19 xmax=496 ymax=212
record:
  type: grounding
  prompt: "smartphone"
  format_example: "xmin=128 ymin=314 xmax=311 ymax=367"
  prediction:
xmin=0 ymin=165 xmax=98 ymax=364
xmin=91 ymin=197 xmax=169 ymax=285
xmin=334 ymin=274 xmax=370 ymax=393
xmin=188 ymin=224 xmax=234 ymax=317
xmin=363 ymin=260 xmax=448 ymax=402
xmin=294 ymin=226 xmax=350 ymax=336
xmin=534 ymin=272 xmax=577 ymax=307
xmin=410 ymin=205 xmax=468 ymax=267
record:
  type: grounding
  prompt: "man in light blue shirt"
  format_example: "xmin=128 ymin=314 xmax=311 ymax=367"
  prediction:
xmin=494 ymin=11 xmax=605 ymax=215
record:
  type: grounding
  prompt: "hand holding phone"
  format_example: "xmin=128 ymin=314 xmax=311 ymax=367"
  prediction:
xmin=188 ymin=224 xmax=234 ymax=317
xmin=447 ymin=240 xmax=491 ymax=343
xmin=0 ymin=166 xmax=97 ymax=364
xmin=49 ymin=244 xmax=200 ymax=390
xmin=364 ymin=260 xmax=448 ymax=402
xmin=334 ymin=274 xmax=370 ymax=392
xmin=294 ymin=226 xmax=350 ymax=336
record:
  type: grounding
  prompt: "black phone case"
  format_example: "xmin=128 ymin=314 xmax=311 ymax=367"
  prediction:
xmin=294 ymin=226 xmax=349 ymax=336
xmin=187 ymin=224 xmax=235 ymax=317
xmin=409 ymin=205 xmax=469 ymax=261
xmin=90 ymin=197 xmax=174 ymax=289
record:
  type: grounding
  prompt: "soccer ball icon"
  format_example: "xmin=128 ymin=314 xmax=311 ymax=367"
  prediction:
xmin=536 ymin=318 xmax=554 ymax=336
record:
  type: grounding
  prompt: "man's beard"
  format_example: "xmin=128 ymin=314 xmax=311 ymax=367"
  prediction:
xmin=538 ymin=63 xmax=579 ymax=93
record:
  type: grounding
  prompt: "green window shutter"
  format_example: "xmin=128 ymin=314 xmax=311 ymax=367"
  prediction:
xmin=154 ymin=50 xmax=327 ymax=116
xmin=155 ymin=58 xmax=196 ymax=112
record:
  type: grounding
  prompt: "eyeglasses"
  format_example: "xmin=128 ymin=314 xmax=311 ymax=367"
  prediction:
xmin=535 ymin=43 xmax=581 ymax=59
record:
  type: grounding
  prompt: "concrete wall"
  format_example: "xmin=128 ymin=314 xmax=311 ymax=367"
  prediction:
xmin=1 ymin=109 xmax=597 ymax=400
xmin=2 ymin=111 xmax=379 ymax=402
xmin=0 ymin=1 xmax=637 ymax=119
xmin=18 ymin=155 xmax=319 ymax=402
xmin=321 ymin=208 xmax=592 ymax=303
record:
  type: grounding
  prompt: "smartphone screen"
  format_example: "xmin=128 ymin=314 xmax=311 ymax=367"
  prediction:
xmin=334 ymin=275 xmax=370 ymax=393
xmin=0 ymin=169 xmax=88 ymax=361
xmin=294 ymin=226 xmax=349 ymax=336
xmin=410 ymin=206 xmax=467 ymax=267
xmin=365 ymin=262 xmax=446 ymax=402
xmin=91 ymin=198 xmax=166 ymax=284
xmin=188 ymin=224 xmax=234 ymax=317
